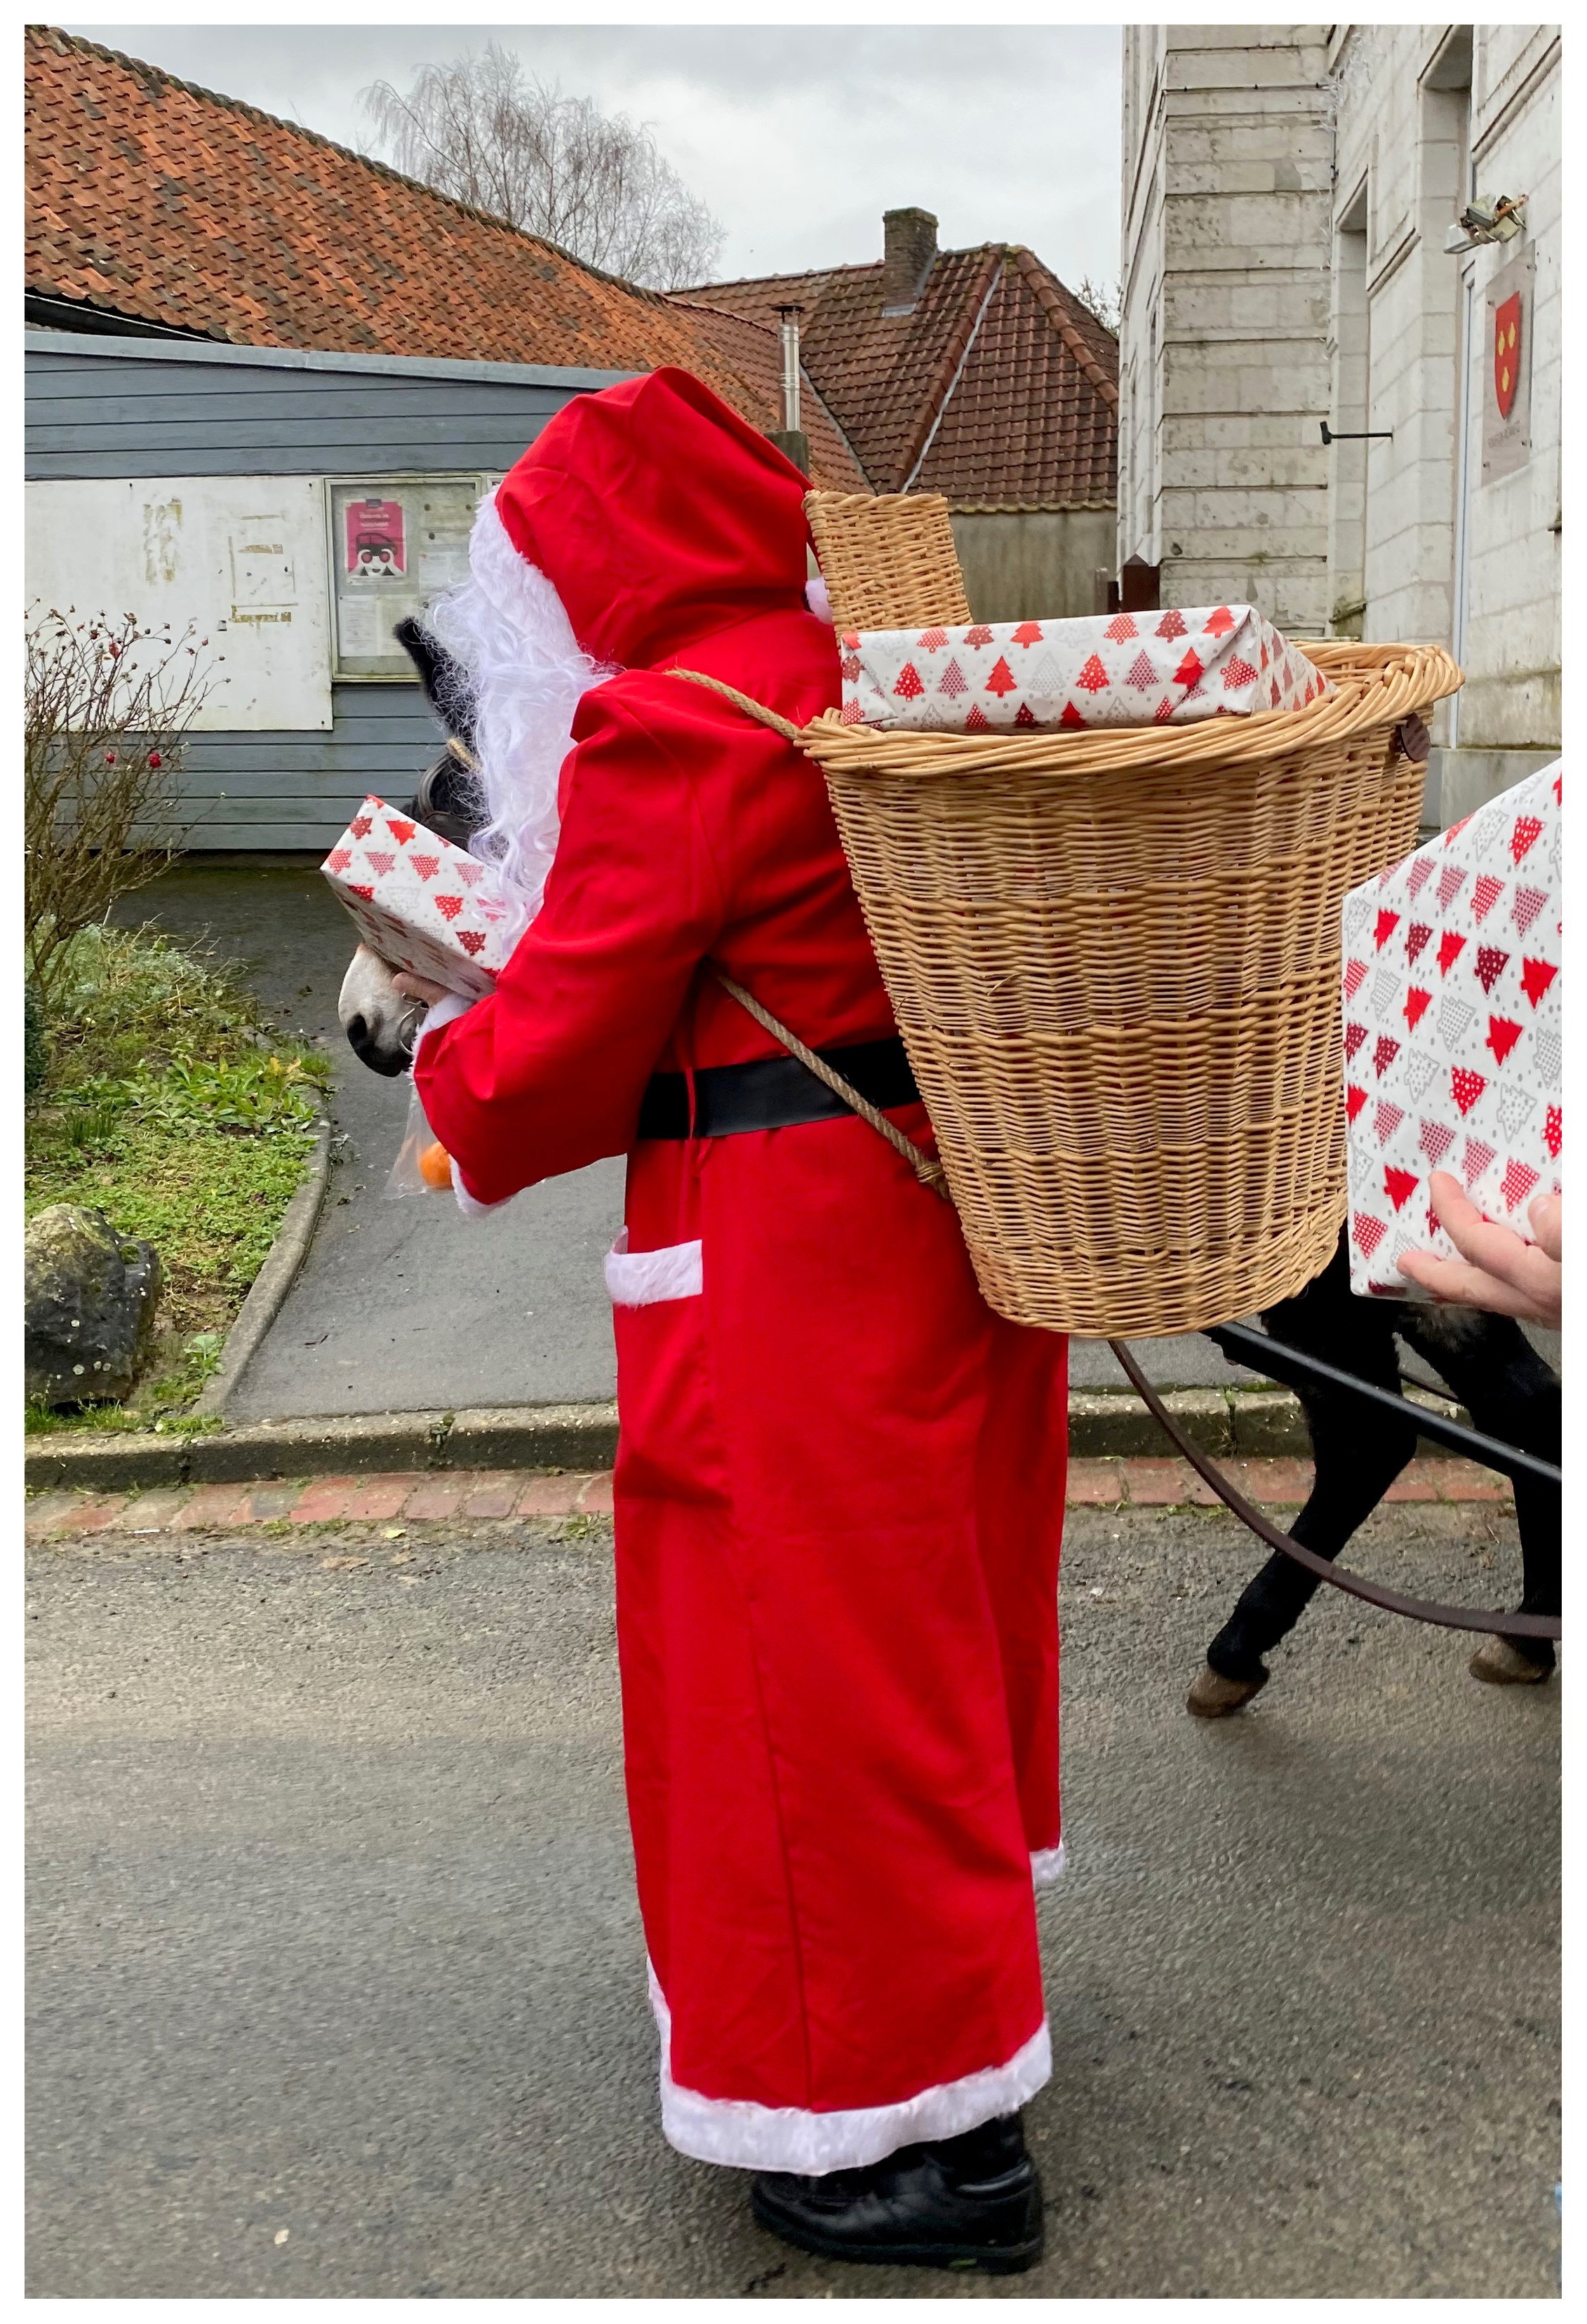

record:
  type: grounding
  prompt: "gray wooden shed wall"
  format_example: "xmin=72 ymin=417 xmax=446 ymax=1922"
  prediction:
xmin=25 ymin=333 xmax=631 ymax=849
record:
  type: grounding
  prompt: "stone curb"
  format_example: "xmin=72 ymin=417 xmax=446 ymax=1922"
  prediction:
xmin=22 ymin=1401 xmax=623 ymax=1493
xmin=192 ymin=1121 xmax=333 ymax=1418
xmin=23 ymin=1383 xmax=1474 ymax=1496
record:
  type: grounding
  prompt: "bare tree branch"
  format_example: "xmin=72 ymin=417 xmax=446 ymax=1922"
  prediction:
xmin=25 ymin=608 xmax=218 ymax=1000
xmin=361 ymin=43 xmax=726 ymax=290
xmin=1073 ymin=273 xmax=1123 ymax=338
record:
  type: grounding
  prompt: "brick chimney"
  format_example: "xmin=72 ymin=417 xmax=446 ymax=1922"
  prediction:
xmin=882 ymin=207 xmax=938 ymax=314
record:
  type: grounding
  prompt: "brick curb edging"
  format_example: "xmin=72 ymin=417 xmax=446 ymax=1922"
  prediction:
xmin=24 ymin=1454 xmax=1514 ymax=1542
xmin=25 ymin=1383 xmax=1472 ymax=1496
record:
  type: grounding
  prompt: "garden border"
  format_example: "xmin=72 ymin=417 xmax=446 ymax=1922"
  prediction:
xmin=192 ymin=1119 xmax=333 ymax=1417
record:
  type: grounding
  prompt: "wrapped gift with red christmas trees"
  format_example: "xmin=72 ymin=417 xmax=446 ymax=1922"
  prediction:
xmin=1342 ymin=760 xmax=1562 ymax=1298
xmin=321 ymin=794 xmax=523 ymax=1000
xmin=838 ymin=603 xmax=1330 ymax=732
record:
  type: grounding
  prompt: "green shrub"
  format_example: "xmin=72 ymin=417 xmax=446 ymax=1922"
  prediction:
xmin=43 ymin=920 xmax=276 ymax=1084
xmin=25 ymin=923 xmax=333 ymax=1402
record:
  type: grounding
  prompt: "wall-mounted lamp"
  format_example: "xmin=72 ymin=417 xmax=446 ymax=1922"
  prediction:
xmin=1444 ymin=193 xmax=1528 ymax=255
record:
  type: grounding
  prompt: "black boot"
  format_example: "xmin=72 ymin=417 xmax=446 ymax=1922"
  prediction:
xmin=750 ymin=2111 xmax=1044 ymax=2273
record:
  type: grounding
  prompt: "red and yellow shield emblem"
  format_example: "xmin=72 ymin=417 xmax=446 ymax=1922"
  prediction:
xmin=1494 ymin=290 xmax=1522 ymax=419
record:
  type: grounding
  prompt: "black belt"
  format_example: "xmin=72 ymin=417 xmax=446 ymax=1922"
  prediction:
xmin=636 ymin=1036 xmax=919 ymax=1140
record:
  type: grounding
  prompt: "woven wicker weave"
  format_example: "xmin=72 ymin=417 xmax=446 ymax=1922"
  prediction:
xmin=798 ymin=489 xmax=1462 ymax=1336
xmin=805 ymin=490 xmax=972 ymax=631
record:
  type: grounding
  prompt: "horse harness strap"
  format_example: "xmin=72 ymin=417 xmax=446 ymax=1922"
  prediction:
xmin=1106 ymin=1338 xmax=1561 ymax=1641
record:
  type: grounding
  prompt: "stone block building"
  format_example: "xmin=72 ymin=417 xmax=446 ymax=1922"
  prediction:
xmin=1118 ymin=24 xmax=1559 ymax=822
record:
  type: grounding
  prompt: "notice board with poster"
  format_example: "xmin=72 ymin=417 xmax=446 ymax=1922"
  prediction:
xmin=1482 ymin=247 xmax=1534 ymax=484
xmin=25 ymin=474 xmax=333 ymax=730
xmin=328 ymin=476 xmax=486 ymax=678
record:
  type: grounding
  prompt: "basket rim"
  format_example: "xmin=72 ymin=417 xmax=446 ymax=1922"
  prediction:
xmin=801 ymin=639 xmax=1462 ymax=781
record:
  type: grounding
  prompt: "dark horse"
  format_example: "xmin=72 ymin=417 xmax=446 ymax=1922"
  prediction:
xmin=340 ymin=618 xmax=1562 ymax=1704
xmin=1187 ymin=1241 xmax=1560 ymax=1712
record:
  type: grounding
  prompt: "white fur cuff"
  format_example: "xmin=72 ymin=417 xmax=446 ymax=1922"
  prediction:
xmin=413 ymin=990 xmax=474 ymax=1058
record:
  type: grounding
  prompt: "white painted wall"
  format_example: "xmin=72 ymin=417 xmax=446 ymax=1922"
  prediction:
xmin=1118 ymin=25 xmax=1334 ymax=633
xmin=25 ymin=476 xmax=334 ymax=730
xmin=1119 ymin=23 xmax=1560 ymax=817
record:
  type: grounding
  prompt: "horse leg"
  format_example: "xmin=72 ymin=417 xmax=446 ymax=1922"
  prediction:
xmin=1399 ymin=1308 xmax=1560 ymax=1683
xmin=1190 ymin=1240 xmax=1413 ymax=1717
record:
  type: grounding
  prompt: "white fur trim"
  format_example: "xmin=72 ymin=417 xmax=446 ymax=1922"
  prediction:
xmin=604 ymin=1228 xmax=702 ymax=1308
xmin=450 ymin=1157 xmax=509 ymax=1219
xmin=645 ymin=1960 xmax=1050 ymax=2174
xmin=804 ymin=573 xmax=832 ymax=623
xmin=420 ymin=491 xmax=617 ymax=928
xmin=1031 ymin=1842 xmax=1066 ymax=1888
xmin=412 ymin=990 xmax=474 ymax=1059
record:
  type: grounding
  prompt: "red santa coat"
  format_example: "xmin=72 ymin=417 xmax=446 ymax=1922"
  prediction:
xmin=415 ymin=369 xmax=1069 ymax=2172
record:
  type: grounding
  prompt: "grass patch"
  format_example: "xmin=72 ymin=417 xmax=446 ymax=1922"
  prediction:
xmin=25 ymin=922 xmax=331 ymax=1430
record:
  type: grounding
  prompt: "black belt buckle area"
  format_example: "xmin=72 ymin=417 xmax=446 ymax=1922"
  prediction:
xmin=636 ymin=1037 xmax=920 ymax=1140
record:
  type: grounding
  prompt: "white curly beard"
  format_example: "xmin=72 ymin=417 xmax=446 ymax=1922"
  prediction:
xmin=420 ymin=490 xmax=617 ymax=939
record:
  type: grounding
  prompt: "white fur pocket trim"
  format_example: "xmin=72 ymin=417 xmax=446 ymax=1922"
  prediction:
xmin=605 ymin=1229 xmax=703 ymax=1308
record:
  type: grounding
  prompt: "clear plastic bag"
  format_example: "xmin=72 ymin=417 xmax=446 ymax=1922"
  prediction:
xmin=383 ymin=1075 xmax=454 ymax=1197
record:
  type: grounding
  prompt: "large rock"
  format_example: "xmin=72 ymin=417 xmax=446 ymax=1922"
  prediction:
xmin=25 ymin=1205 xmax=163 ymax=1407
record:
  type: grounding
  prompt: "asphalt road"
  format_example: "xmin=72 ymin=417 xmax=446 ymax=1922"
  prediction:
xmin=28 ymin=1501 xmax=1559 ymax=2298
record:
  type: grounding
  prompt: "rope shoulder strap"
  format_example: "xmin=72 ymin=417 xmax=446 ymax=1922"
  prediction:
xmin=668 ymin=664 xmax=805 ymax=744
xmin=710 ymin=967 xmax=951 ymax=1201
xmin=663 ymin=666 xmax=949 ymax=1202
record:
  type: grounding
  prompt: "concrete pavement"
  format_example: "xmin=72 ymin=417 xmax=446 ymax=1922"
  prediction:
xmin=115 ymin=859 xmax=627 ymax=1416
xmin=27 ymin=1499 xmax=1559 ymax=2298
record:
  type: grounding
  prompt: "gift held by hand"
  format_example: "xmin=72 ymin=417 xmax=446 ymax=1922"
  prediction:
xmin=321 ymin=795 xmax=522 ymax=1000
xmin=1342 ymin=760 xmax=1562 ymax=1299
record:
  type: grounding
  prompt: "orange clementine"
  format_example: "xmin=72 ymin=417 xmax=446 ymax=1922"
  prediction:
xmin=418 ymin=1139 xmax=453 ymax=1189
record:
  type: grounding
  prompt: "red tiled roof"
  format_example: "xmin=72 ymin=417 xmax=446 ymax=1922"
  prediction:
xmin=674 ymin=243 xmax=1118 ymax=509
xmin=24 ymin=26 xmax=863 ymax=489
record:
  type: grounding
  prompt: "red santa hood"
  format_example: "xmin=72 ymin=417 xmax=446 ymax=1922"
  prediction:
xmin=493 ymin=365 xmax=813 ymax=670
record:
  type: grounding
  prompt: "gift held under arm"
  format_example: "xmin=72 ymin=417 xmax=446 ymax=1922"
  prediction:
xmin=412 ymin=692 xmax=726 ymax=1205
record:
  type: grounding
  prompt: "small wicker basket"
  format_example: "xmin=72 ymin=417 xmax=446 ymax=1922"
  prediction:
xmin=799 ymin=490 xmax=1462 ymax=1338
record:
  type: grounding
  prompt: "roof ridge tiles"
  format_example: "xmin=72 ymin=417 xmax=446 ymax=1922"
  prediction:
xmin=890 ymin=246 xmax=1005 ymax=491
xmin=671 ymin=258 xmax=883 ymax=296
xmin=1007 ymin=246 xmax=1119 ymax=406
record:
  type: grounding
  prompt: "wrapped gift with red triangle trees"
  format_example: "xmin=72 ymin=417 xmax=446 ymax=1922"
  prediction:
xmin=838 ymin=604 xmax=1330 ymax=732
xmin=321 ymin=795 xmax=523 ymax=1000
xmin=1342 ymin=760 xmax=1562 ymax=1298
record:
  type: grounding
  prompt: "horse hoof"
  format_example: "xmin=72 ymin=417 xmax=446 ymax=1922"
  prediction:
xmin=1468 ymin=1635 xmax=1555 ymax=1686
xmin=1186 ymin=1663 xmax=1268 ymax=1718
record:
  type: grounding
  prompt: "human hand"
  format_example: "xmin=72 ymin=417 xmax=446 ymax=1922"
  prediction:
xmin=1397 ymin=1169 xmax=1561 ymax=1326
xmin=1393 ymin=713 xmax=1431 ymax=763
xmin=391 ymin=969 xmax=451 ymax=1008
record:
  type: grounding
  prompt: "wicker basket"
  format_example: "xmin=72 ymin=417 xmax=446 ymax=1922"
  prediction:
xmin=798 ymin=490 xmax=1462 ymax=1337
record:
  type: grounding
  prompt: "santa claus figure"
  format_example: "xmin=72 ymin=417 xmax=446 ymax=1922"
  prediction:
xmin=401 ymin=367 xmax=1069 ymax=2273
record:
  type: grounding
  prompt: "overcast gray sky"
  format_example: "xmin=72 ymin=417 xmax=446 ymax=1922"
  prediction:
xmin=69 ymin=23 xmax=1122 ymax=288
